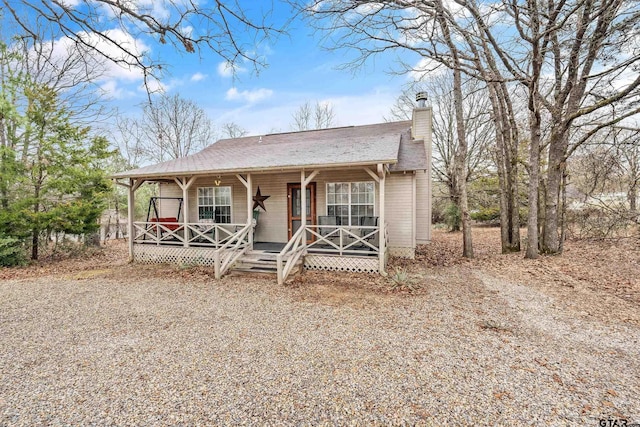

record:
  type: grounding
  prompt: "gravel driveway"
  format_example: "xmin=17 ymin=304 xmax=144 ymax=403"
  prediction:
xmin=1 ymin=264 xmax=638 ymax=426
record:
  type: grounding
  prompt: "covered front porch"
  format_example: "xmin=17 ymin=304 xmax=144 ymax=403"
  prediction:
xmin=116 ymin=165 xmax=390 ymax=284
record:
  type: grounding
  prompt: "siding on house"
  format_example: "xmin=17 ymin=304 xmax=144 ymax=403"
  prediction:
xmin=158 ymin=176 xmax=249 ymax=224
xmin=415 ymin=169 xmax=431 ymax=243
xmin=252 ymin=169 xmax=380 ymax=243
xmin=385 ymin=173 xmax=415 ymax=249
xmin=156 ymin=167 xmax=421 ymax=249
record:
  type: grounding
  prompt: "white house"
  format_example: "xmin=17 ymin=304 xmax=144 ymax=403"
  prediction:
xmin=113 ymin=99 xmax=432 ymax=284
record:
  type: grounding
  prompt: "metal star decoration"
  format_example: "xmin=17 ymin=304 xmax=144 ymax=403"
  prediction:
xmin=252 ymin=186 xmax=270 ymax=211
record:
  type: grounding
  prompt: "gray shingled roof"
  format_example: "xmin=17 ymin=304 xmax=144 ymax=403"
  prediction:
xmin=113 ymin=120 xmax=426 ymax=179
xmin=390 ymin=130 xmax=428 ymax=172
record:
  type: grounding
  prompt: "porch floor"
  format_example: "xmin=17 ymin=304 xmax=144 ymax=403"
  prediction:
xmin=253 ymin=242 xmax=284 ymax=253
xmin=253 ymin=241 xmax=378 ymax=257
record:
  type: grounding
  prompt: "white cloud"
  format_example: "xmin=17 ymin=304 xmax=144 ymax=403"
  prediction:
xmin=58 ymin=0 xmax=81 ymax=7
xmin=141 ymin=78 xmax=167 ymax=94
xmin=212 ymin=87 xmax=399 ymax=135
xmin=191 ymin=72 xmax=207 ymax=82
xmin=73 ymin=28 xmax=150 ymax=82
xmin=99 ymin=80 xmax=123 ymax=99
xmin=409 ymin=57 xmax=446 ymax=81
xmin=225 ymin=87 xmax=273 ymax=103
xmin=98 ymin=0 xmax=170 ymax=20
xmin=217 ymin=61 xmax=246 ymax=78
xmin=24 ymin=28 xmax=149 ymax=100
xmin=181 ymin=26 xmax=194 ymax=38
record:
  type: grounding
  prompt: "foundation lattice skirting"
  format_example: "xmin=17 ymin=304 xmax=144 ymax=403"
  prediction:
xmin=134 ymin=244 xmax=219 ymax=267
xmin=134 ymin=245 xmax=390 ymax=275
xmin=304 ymin=254 xmax=379 ymax=273
xmin=388 ymin=247 xmax=416 ymax=259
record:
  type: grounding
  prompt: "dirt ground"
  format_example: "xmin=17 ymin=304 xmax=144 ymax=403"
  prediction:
xmin=1 ymin=228 xmax=639 ymax=425
xmin=2 ymin=227 xmax=639 ymax=327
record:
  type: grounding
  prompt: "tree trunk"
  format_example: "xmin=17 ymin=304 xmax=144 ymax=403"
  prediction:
xmin=115 ymin=197 xmax=122 ymax=239
xmin=452 ymin=65 xmax=473 ymax=257
xmin=525 ymin=92 xmax=542 ymax=259
xmin=628 ymin=183 xmax=637 ymax=223
xmin=487 ymin=78 xmax=520 ymax=253
xmin=526 ymin=127 xmax=540 ymax=259
xmin=448 ymin=184 xmax=461 ymax=232
xmin=525 ymin=0 xmax=542 ymax=259
xmin=542 ymin=131 xmax=568 ymax=254
xmin=508 ymin=138 xmax=521 ymax=251
xmin=559 ymin=170 xmax=568 ymax=252
xmin=490 ymin=86 xmax=512 ymax=251
xmin=31 ymin=196 xmax=39 ymax=260
xmin=434 ymin=0 xmax=473 ymax=257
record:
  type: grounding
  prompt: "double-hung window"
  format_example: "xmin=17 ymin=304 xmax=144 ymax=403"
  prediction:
xmin=198 ymin=187 xmax=232 ymax=223
xmin=326 ymin=182 xmax=375 ymax=226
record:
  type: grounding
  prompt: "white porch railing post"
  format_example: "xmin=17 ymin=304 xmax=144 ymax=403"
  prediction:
xmin=276 ymin=254 xmax=283 ymax=285
xmin=175 ymin=176 xmax=196 ymax=248
xmin=214 ymin=250 xmax=221 ymax=279
xmin=236 ymin=173 xmax=254 ymax=250
xmin=300 ymin=169 xmax=306 ymax=244
xmin=247 ymin=173 xmax=253 ymax=248
xmin=378 ymin=163 xmax=387 ymax=275
xmin=182 ymin=180 xmax=189 ymax=247
xmin=127 ymin=179 xmax=135 ymax=261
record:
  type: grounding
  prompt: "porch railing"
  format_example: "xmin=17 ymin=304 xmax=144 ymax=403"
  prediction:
xmin=276 ymin=224 xmax=381 ymax=284
xmin=132 ymin=221 xmax=247 ymax=248
xmin=214 ymin=223 xmax=252 ymax=279
xmin=305 ymin=225 xmax=380 ymax=255
xmin=276 ymin=225 xmax=307 ymax=285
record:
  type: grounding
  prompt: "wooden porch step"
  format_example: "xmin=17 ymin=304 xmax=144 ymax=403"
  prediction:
xmin=231 ymin=250 xmax=278 ymax=275
xmin=232 ymin=266 xmax=278 ymax=274
xmin=243 ymin=250 xmax=279 ymax=258
xmin=236 ymin=258 xmax=278 ymax=267
xmin=230 ymin=250 xmax=303 ymax=277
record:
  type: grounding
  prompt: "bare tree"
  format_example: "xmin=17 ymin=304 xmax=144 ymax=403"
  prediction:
xmin=388 ymin=74 xmax=494 ymax=232
xmin=617 ymin=130 xmax=640 ymax=221
xmin=291 ymin=100 xmax=336 ymax=131
xmin=304 ymin=0 xmax=640 ymax=258
xmin=2 ymin=1 xmax=285 ymax=90
xmin=220 ymin=122 xmax=248 ymax=139
xmin=114 ymin=93 xmax=215 ymax=164
xmin=459 ymin=0 xmax=640 ymax=254
xmin=566 ymin=127 xmax=640 ymax=238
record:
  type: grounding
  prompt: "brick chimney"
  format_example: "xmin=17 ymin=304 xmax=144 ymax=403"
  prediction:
xmin=411 ymin=92 xmax=432 ymax=244
xmin=411 ymin=92 xmax=432 ymax=143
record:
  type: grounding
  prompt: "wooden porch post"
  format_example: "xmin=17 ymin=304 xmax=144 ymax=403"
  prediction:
xmin=175 ymin=176 xmax=197 ymax=247
xmin=236 ymin=173 xmax=254 ymax=248
xmin=122 ymin=178 xmax=143 ymax=263
xmin=378 ymin=164 xmax=387 ymax=275
xmin=247 ymin=173 xmax=253 ymax=246
xmin=298 ymin=170 xmax=319 ymax=242
xmin=300 ymin=170 xmax=306 ymax=238
xmin=127 ymin=181 xmax=135 ymax=262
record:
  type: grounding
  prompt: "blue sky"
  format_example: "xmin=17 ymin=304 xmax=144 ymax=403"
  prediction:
xmin=91 ymin=2 xmax=416 ymax=136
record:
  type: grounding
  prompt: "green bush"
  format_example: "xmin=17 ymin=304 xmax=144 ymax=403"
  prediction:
xmin=444 ymin=203 xmax=461 ymax=231
xmin=388 ymin=268 xmax=421 ymax=292
xmin=471 ymin=207 xmax=501 ymax=223
xmin=0 ymin=236 xmax=27 ymax=267
xmin=471 ymin=207 xmax=529 ymax=226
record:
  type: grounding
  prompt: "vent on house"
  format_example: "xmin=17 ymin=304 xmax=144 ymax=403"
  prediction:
xmin=416 ymin=92 xmax=428 ymax=108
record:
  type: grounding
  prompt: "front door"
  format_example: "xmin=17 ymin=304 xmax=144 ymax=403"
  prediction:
xmin=287 ymin=182 xmax=316 ymax=243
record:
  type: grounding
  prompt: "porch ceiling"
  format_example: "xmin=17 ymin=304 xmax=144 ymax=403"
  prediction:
xmin=112 ymin=121 xmax=414 ymax=180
